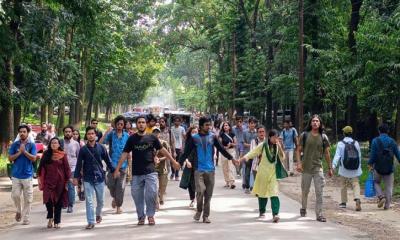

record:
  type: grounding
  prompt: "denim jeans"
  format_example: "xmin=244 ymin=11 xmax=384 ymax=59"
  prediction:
xmin=67 ymin=181 xmax=75 ymax=207
xmin=84 ymin=181 xmax=105 ymax=224
xmin=131 ymin=172 xmax=158 ymax=220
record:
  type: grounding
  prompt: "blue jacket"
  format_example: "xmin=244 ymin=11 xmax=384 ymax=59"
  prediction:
xmin=74 ymin=143 xmax=115 ymax=183
xmin=368 ymin=134 xmax=400 ymax=174
xmin=180 ymin=132 xmax=233 ymax=172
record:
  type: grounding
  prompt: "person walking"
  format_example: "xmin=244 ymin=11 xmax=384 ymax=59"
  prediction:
xmin=89 ymin=119 xmax=103 ymax=142
xmin=179 ymin=126 xmax=199 ymax=208
xmin=35 ymin=122 xmax=52 ymax=146
xmin=113 ymin=116 xmax=180 ymax=226
xmin=61 ymin=126 xmax=80 ymax=213
xmin=73 ymin=126 xmax=115 ymax=229
xmin=145 ymin=114 xmax=157 ymax=134
xmin=249 ymin=126 xmax=266 ymax=189
xmin=280 ymin=120 xmax=298 ymax=176
xmin=332 ymin=126 xmax=362 ymax=211
xmin=218 ymin=122 xmax=237 ymax=189
xmin=171 ymin=116 xmax=186 ymax=181
xmin=238 ymin=129 xmax=287 ymax=223
xmin=8 ymin=125 xmax=38 ymax=225
xmin=180 ymin=117 xmax=238 ymax=223
xmin=232 ymin=116 xmax=245 ymax=177
xmin=72 ymin=129 xmax=85 ymax=201
xmin=100 ymin=115 xmax=130 ymax=214
xmin=296 ymin=114 xmax=333 ymax=222
xmin=152 ymin=127 xmax=171 ymax=209
xmin=38 ymin=137 xmax=71 ymax=228
xmin=368 ymin=124 xmax=400 ymax=210
xmin=243 ymin=118 xmax=258 ymax=193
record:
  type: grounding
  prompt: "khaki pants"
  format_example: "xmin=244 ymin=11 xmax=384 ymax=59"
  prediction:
xmin=301 ymin=171 xmax=325 ymax=218
xmin=284 ymin=150 xmax=294 ymax=173
xmin=11 ymin=178 xmax=33 ymax=221
xmin=158 ymin=173 xmax=168 ymax=202
xmin=340 ymin=176 xmax=361 ymax=203
xmin=221 ymin=148 xmax=236 ymax=185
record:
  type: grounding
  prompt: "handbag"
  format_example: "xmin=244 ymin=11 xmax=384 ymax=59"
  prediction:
xmin=179 ymin=167 xmax=192 ymax=189
xmin=364 ymin=171 xmax=376 ymax=198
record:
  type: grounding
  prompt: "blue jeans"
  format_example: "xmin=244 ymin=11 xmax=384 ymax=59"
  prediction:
xmin=67 ymin=181 xmax=75 ymax=207
xmin=84 ymin=181 xmax=105 ymax=224
xmin=131 ymin=172 xmax=158 ymax=219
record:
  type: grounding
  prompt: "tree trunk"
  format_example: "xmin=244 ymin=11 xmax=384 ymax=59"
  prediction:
xmin=40 ymin=105 xmax=47 ymax=123
xmin=368 ymin=111 xmax=379 ymax=149
xmin=105 ymin=105 xmax=112 ymax=122
xmin=346 ymin=0 xmax=363 ymax=133
xmin=13 ymin=104 xmax=22 ymax=136
xmin=272 ymin=101 xmax=278 ymax=129
xmin=231 ymin=32 xmax=238 ymax=115
xmin=85 ymin=73 xmax=97 ymax=126
xmin=94 ymin=102 xmax=99 ymax=120
xmin=69 ymin=102 xmax=75 ymax=125
xmin=47 ymin=103 xmax=53 ymax=123
xmin=395 ymin=98 xmax=400 ymax=144
xmin=297 ymin=0 xmax=305 ymax=132
xmin=0 ymin=58 xmax=14 ymax=154
xmin=57 ymin=104 xmax=65 ymax=136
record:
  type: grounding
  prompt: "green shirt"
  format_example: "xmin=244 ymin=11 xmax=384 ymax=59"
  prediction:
xmin=300 ymin=132 xmax=330 ymax=174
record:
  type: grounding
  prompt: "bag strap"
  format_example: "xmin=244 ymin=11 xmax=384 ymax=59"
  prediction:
xmin=84 ymin=145 xmax=104 ymax=171
xmin=223 ymin=132 xmax=234 ymax=143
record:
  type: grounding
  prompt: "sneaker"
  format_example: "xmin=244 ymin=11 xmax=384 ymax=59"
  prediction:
xmin=203 ymin=217 xmax=211 ymax=224
xmin=377 ymin=197 xmax=386 ymax=208
xmin=85 ymin=224 xmax=95 ymax=229
xmin=339 ymin=203 xmax=346 ymax=208
xmin=67 ymin=206 xmax=73 ymax=213
xmin=244 ymin=189 xmax=251 ymax=194
xmin=194 ymin=212 xmax=201 ymax=221
xmin=355 ymin=199 xmax=361 ymax=211
xmin=22 ymin=220 xmax=30 ymax=225
xmin=15 ymin=212 xmax=21 ymax=222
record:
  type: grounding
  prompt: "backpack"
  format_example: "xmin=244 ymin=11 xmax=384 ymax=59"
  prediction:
xmin=283 ymin=128 xmax=297 ymax=147
xmin=374 ymin=138 xmax=394 ymax=175
xmin=341 ymin=140 xmax=360 ymax=170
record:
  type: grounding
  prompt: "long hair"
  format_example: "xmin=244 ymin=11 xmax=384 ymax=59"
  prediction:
xmin=305 ymin=114 xmax=325 ymax=134
xmin=220 ymin=121 xmax=232 ymax=134
xmin=73 ymin=129 xmax=81 ymax=143
xmin=268 ymin=129 xmax=279 ymax=146
xmin=42 ymin=137 xmax=64 ymax=165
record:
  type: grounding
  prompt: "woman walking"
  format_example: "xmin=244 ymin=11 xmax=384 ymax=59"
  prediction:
xmin=180 ymin=126 xmax=198 ymax=208
xmin=38 ymin=137 xmax=71 ymax=229
xmin=238 ymin=129 xmax=287 ymax=223
xmin=72 ymin=130 xmax=85 ymax=201
xmin=219 ymin=122 xmax=237 ymax=189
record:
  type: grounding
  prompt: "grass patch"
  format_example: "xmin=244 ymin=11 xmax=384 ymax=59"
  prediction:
xmin=0 ymin=155 xmax=9 ymax=177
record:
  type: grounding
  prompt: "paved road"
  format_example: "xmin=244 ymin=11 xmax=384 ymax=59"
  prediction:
xmin=0 ymin=169 xmax=360 ymax=240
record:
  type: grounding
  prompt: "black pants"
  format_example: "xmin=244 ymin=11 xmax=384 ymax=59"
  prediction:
xmin=171 ymin=149 xmax=182 ymax=178
xmin=244 ymin=159 xmax=253 ymax=189
xmin=46 ymin=200 xmax=63 ymax=224
xmin=188 ymin=172 xmax=196 ymax=201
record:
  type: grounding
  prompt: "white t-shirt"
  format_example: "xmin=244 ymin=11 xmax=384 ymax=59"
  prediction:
xmin=171 ymin=125 xmax=185 ymax=149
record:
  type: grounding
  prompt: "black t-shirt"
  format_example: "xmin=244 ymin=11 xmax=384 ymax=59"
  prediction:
xmin=219 ymin=132 xmax=235 ymax=147
xmin=123 ymin=133 xmax=162 ymax=175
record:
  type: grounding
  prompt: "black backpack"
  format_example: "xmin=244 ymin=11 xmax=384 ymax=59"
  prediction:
xmin=375 ymin=138 xmax=394 ymax=175
xmin=341 ymin=141 xmax=360 ymax=170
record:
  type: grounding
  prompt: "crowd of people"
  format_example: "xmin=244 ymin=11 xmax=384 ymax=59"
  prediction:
xmin=7 ymin=113 xmax=400 ymax=229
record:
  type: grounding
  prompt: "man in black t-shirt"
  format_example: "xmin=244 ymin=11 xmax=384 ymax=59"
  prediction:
xmin=114 ymin=116 xmax=180 ymax=226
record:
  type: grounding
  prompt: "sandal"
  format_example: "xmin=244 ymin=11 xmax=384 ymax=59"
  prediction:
xmin=96 ymin=216 xmax=102 ymax=224
xmin=148 ymin=216 xmax=155 ymax=226
xmin=316 ymin=216 xmax=327 ymax=222
xmin=47 ymin=219 xmax=53 ymax=228
xmin=273 ymin=215 xmax=280 ymax=223
xmin=54 ymin=224 xmax=60 ymax=229
xmin=137 ymin=217 xmax=145 ymax=225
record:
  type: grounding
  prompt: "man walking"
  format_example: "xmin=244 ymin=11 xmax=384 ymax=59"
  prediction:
xmin=232 ymin=116 xmax=245 ymax=177
xmin=90 ymin=119 xmax=103 ymax=142
xmin=332 ymin=126 xmax=362 ymax=211
xmin=180 ymin=117 xmax=238 ymax=223
xmin=9 ymin=125 xmax=37 ymax=225
xmin=100 ymin=115 xmax=129 ymax=214
xmin=280 ymin=120 xmax=298 ymax=176
xmin=296 ymin=115 xmax=333 ymax=222
xmin=368 ymin=124 xmax=400 ymax=210
xmin=35 ymin=122 xmax=52 ymax=146
xmin=113 ymin=116 xmax=180 ymax=226
xmin=73 ymin=126 xmax=115 ymax=229
xmin=171 ymin=116 xmax=186 ymax=181
xmin=62 ymin=125 xmax=81 ymax=213
xmin=243 ymin=118 xmax=257 ymax=193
